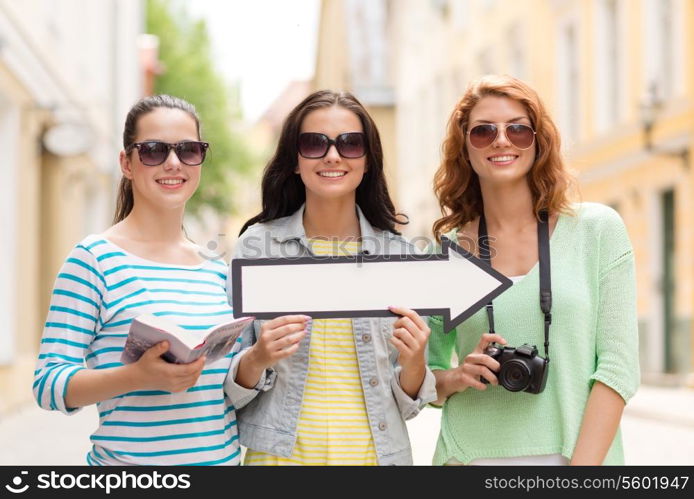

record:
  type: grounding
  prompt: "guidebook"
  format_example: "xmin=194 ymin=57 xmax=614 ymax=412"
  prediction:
xmin=120 ymin=313 xmax=255 ymax=365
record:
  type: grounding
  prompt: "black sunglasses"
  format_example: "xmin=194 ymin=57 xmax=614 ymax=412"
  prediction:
xmin=127 ymin=140 xmax=209 ymax=166
xmin=467 ymin=123 xmax=536 ymax=150
xmin=298 ymin=132 xmax=366 ymax=159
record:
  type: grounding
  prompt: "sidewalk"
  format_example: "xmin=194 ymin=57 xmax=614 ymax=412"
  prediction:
xmin=1 ymin=384 xmax=693 ymax=465
xmin=406 ymin=385 xmax=694 ymax=465
xmin=621 ymin=385 xmax=694 ymax=428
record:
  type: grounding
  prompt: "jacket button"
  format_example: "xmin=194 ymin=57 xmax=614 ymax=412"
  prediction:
xmin=378 ymin=422 xmax=387 ymax=431
xmin=362 ymin=333 xmax=372 ymax=343
xmin=369 ymin=377 xmax=379 ymax=387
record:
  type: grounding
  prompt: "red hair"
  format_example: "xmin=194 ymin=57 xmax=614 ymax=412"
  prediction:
xmin=432 ymin=75 xmax=576 ymax=239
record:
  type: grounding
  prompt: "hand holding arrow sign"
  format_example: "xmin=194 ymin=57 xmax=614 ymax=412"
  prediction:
xmin=231 ymin=237 xmax=512 ymax=332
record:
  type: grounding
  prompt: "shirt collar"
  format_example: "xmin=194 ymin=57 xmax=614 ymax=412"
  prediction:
xmin=271 ymin=203 xmax=379 ymax=254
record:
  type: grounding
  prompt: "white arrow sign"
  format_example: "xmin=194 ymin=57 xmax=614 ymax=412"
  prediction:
xmin=231 ymin=237 xmax=512 ymax=332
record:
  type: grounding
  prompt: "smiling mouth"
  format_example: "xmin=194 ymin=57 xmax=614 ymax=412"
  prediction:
xmin=156 ymin=179 xmax=186 ymax=185
xmin=488 ymin=155 xmax=518 ymax=164
xmin=318 ymin=171 xmax=347 ymax=178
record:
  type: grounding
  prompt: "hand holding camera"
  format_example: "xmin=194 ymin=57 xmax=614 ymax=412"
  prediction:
xmin=446 ymin=333 xmax=508 ymax=392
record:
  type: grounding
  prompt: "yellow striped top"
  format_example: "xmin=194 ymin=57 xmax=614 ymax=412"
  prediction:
xmin=244 ymin=238 xmax=378 ymax=465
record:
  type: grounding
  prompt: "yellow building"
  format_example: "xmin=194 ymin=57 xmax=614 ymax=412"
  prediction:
xmin=314 ymin=0 xmax=694 ymax=384
xmin=552 ymin=0 xmax=693 ymax=384
xmin=314 ymin=0 xmax=399 ymax=200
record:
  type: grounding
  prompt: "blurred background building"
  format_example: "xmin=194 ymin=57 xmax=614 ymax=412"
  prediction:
xmin=313 ymin=0 xmax=694 ymax=387
xmin=0 ymin=0 xmax=142 ymax=415
xmin=314 ymin=0 xmax=398 ymax=199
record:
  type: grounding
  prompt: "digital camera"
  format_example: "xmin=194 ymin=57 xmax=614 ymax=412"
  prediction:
xmin=482 ymin=343 xmax=549 ymax=394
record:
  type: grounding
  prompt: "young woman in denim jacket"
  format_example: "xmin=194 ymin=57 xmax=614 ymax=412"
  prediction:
xmin=225 ymin=90 xmax=437 ymax=465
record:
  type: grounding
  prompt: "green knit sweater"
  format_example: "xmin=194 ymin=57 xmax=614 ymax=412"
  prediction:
xmin=428 ymin=203 xmax=640 ymax=465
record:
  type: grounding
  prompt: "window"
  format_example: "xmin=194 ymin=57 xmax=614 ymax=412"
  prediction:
xmin=557 ymin=21 xmax=580 ymax=143
xmin=430 ymin=0 xmax=449 ymax=18
xmin=450 ymin=0 xmax=469 ymax=31
xmin=476 ymin=48 xmax=495 ymax=76
xmin=644 ymin=0 xmax=678 ymax=100
xmin=0 ymin=95 xmax=18 ymax=365
xmin=595 ymin=0 xmax=621 ymax=131
xmin=507 ymin=24 xmax=525 ymax=80
xmin=657 ymin=0 xmax=674 ymax=98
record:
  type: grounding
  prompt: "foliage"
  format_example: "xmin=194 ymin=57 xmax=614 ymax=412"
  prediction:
xmin=146 ymin=0 xmax=252 ymax=216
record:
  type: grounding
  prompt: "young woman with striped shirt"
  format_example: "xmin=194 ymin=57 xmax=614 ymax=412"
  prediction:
xmin=33 ymin=95 xmax=249 ymax=465
xmin=225 ymin=90 xmax=437 ymax=465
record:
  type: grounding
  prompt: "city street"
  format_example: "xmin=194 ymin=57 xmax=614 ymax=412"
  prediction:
xmin=2 ymin=0 xmax=694 ymax=473
xmin=1 ymin=385 xmax=692 ymax=465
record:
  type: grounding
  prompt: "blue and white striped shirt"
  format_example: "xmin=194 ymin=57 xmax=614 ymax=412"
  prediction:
xmin=33 ymin=235 xmax=241 ymax=465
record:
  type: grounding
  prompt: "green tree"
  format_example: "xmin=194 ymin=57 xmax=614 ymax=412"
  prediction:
xmin=146 ymin=0 xmax=252 ymax=216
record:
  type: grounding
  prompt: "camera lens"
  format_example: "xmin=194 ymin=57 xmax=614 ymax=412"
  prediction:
xmin=499 ymin=359 xmax=531 ymax=392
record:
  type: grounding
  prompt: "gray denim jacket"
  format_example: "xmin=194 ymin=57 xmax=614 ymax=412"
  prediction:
xmin=225 ymin=205 xmax=437 ymax=465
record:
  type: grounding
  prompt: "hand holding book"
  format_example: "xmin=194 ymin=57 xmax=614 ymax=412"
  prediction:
xmin=126 ymin=340 xmax=207 ymax=393
xmin=121 ymin=314 xmax=255 ymax=365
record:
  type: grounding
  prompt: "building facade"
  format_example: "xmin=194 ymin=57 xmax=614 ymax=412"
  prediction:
xmin=0 ymin=0 xmax=143 ymax=415
xmin=315 ymin=0 xmax=694 ymax=384
xmin=313 ymin=0 xmax=399 ymax=199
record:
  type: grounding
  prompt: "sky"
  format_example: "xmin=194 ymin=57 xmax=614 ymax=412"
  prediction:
xmin=187 ymin=0 xmax=321 ymax=122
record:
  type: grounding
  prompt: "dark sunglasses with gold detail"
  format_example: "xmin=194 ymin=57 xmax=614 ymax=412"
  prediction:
xmin=127 ymin=140 xmax=209 ymax=166
xmin=467 ymin=123 xmax=536 ymax=150
xmin=298 ymin=132 xmax=366 ymax=159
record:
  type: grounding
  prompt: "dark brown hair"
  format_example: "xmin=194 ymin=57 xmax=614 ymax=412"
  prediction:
xmin=432 ymin=75 xmax=575 ymax=239
xmin=113 ymin=94 xmax=200 ymax=223
xmin=239 ymin=89 xmax=406 ymax=235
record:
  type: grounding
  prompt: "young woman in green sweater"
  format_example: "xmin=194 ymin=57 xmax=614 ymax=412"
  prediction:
xmin=428 ymin=75 xmax=639 ymax=465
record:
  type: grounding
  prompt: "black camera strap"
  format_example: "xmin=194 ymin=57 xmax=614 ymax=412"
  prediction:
xmin=478 ymin=210 xmax=552 ymax=360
